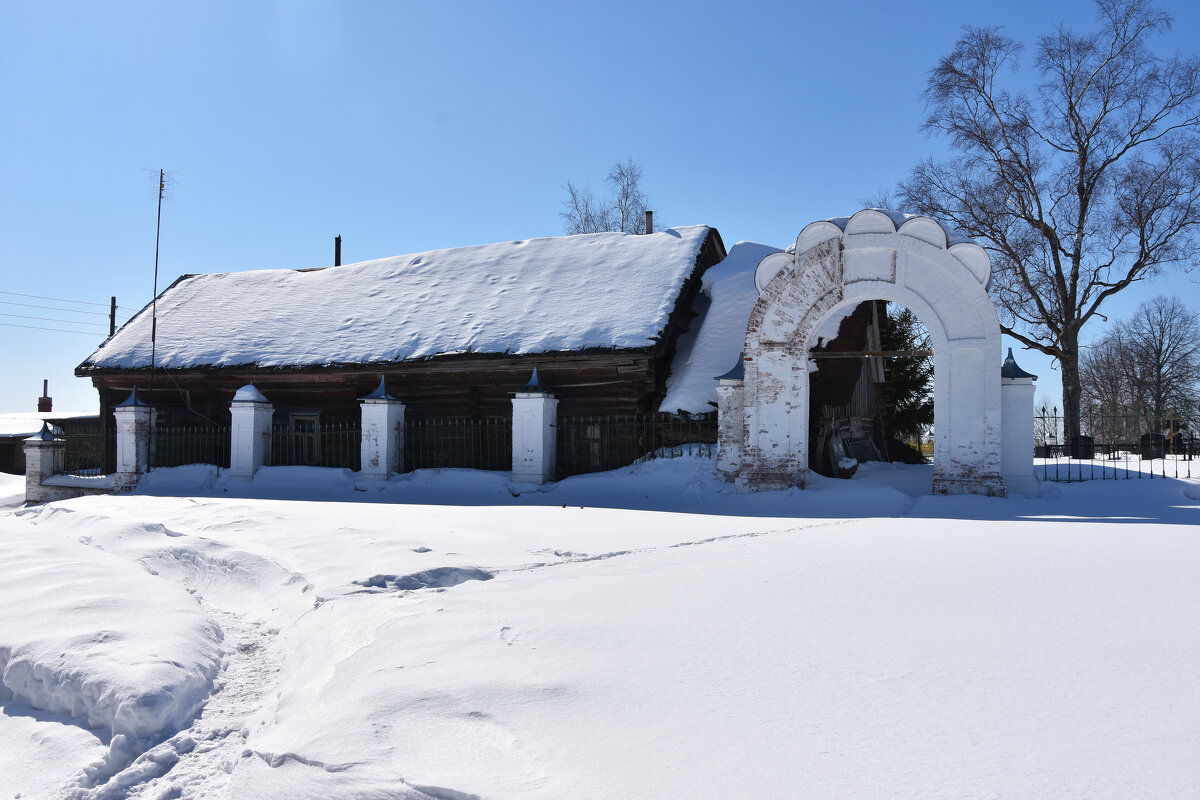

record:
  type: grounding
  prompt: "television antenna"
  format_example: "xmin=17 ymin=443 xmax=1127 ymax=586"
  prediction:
xmin=147 ymin=169 xmax=178 ymax=400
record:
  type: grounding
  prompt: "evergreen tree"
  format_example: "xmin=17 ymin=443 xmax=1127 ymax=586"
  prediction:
xmin=881 ymin=306 xmax=934 ymax=442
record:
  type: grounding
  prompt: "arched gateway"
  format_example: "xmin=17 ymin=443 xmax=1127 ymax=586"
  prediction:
xmin=717 ymin=209 xmax=1006 ymax=496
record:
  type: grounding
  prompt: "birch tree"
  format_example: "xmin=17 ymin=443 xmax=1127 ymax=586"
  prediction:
xmin=901 ymin=0 xmax=1200 ymax=439
xmin=561 ymin=158 xmax=652 ymax=234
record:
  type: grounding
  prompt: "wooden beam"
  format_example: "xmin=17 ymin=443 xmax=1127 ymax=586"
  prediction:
xmin=808 ymin=350 xmax=933 ymax=359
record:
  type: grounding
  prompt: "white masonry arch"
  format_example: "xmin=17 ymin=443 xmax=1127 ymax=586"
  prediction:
xmin=729 ymin=209 xmax=1005 ymax=495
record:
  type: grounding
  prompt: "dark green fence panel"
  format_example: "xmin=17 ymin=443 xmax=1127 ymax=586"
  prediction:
xmin=404 ymin=417 xmax=512 ymax=472
xmin=556 ymin=413 xmax=717 ymax=479
xmin=320 ymin=422 xmax=361 ymax=469
xmin=269 ymin=421 xmax=361 ymax=469
xmin=61 ymin=428 xmax=115 ymax=476
xmin=151 ymin=424 xmax=230 ymax=469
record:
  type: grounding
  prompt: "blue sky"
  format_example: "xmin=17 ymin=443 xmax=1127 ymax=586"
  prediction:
xmin=2 ymin=0 xmax=1198 ymax=413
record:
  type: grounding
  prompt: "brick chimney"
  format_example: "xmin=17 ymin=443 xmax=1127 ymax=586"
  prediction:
xmin=37 ymin=379 xmax=52 ymax=412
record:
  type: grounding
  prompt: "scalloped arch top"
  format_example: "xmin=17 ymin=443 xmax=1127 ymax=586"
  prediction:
xmin=755 ymin=209 xmax=992 ymax=292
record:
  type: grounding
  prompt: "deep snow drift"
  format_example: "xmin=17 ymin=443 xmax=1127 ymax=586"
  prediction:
xmin=2 ymin=460 xmax=1199 ymax=799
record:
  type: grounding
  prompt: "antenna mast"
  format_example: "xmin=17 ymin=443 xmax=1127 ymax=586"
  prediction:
xmin=151 ymin=169 xmax=164 ymax=377
xmin=148 ymin=169 xmax=174 ymax=403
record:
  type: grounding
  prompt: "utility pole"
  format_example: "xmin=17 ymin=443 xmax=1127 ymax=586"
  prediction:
xmin=109 ymin=296 xmax=116 ymax=337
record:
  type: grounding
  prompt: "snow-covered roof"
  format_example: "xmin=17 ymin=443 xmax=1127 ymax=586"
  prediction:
xmin=0 ymin=411 xmax=98 ymax=438
xmin=660 ymin=242 xmax=781 ymax=414
xmin=81 ymin=226 xmax=716 ymax=372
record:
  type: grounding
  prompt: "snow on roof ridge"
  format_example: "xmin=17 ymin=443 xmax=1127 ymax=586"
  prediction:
xmin=82 ymin=225 xmax=715 ymax=371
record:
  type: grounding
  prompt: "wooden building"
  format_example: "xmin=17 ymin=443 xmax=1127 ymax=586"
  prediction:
xmin=76 ymin=227 xmax=727 ymax=434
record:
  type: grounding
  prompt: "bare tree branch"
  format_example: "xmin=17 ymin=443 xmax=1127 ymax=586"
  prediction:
xmin=900 ymin=0 xmax=1200 ymax=438
xmin=560 ymin=158 xmax=654 ymax=235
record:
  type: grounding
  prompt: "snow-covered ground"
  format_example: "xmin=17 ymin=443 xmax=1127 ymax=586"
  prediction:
xmin=2 ymin=458 xmax=1199 ymax=799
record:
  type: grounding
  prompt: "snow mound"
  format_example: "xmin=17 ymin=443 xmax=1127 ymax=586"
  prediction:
xmin=0 ymin=525 xmax=222 ymax=742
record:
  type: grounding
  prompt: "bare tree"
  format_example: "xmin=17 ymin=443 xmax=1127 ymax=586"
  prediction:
xmin=1118 ymin=295 xmax=1200 ymax=424
xmin=561 ymin=157 xmax=653 ymax=234
xmin=561 ymin=181 xmax=615 ymax=234
xmin=900 ymin=0 xmax=1200 ymax=440
xmin=1080 ymin=328 xmax=1137 ymax=442
xmin=1080 ymin=295 xmax=1199 ymax=443
xmin=1081 ymin=330 xmax=1133 ymax=407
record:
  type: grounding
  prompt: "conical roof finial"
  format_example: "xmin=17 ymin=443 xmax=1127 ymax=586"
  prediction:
xmin=116 ymin=386 xmax=150 ymax=407
xmin=715 ymin=353 xmax=745 ymax=382
xmin=522 ymin=368 xmax=544 ymax=392
xmin=360 ymin=376 xmax=396 ymax=401
xmin=1001 ymin=348 xmax=1037 ymax=380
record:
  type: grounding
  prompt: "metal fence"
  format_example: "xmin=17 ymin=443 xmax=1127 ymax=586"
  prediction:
xmin=404 ymin=417 xmax=512 ymax=472
xmin=152 ymin=424 xmax=230 ymax=469
xmin=61 ymin=428 xmax=115 ymax=476
xmin=269 ymin=421 xmax=362 ymax=469
xmin=556 ymin=413 xmax=717 ymax=479
xmin=1035 ymin=406 xmax=1197 ymax=481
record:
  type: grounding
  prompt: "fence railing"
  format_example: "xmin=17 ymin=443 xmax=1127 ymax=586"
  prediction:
xmin=152 ymin=424 xmax=230 ymax=469
xmin=1035 ymin=407 xmax=1197 ymax=481
xmin=61 ymin=428 xmax=115 ymax=477
xmin=269 ymin=421 xmax=361 ymax=469
xmin=556 ymin=413 xmax=717 ymax=479
xmin=404 ymin=417 xmax=512 ymax=472
xmin=51 ymin=413 xmax=718 ymax=481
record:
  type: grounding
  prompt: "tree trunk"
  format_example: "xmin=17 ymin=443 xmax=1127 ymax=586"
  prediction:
xmin=1060 ymin=335 xmax=1083 ymax=443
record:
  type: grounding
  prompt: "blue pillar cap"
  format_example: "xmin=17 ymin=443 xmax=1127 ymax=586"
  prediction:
xmin=1001 ymin=348 xmax=1037 ymax=380
xmin=715 ymin=353 xmax=745 ymax=382
xmin=26 ymin=422 xmax=60 ymax=442
xmin=116 ymin=386 xmax=151 ymax=407
xmin=360 ymin=376 xmax=396 ymax=401
xmin=522 ymin=368 xmax=544 ymax=392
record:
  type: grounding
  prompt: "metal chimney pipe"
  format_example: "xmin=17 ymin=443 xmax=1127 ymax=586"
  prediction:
xmin=645 ymin=210 xmax=653 ymax=234
xmin=335 ymin=235 xmax=342 ymax=266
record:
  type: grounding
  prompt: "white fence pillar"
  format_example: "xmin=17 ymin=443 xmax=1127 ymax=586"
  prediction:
xmin=229 ymin=385 xmax=274 ymax=480
xmin=24 ymin=424 xmax=65 ymax=503
xmin=360 ymin=378 xmax=405 ymax=478
xmin=1000 ymin=349 xmax=1038 ymax=496
xmin=715 ymin=355 xmax=745 ymax=482
xmin=512 ymin=370 xmax=557 ymax=484
xmin=113 ymin=387 xmax=151 ymax=481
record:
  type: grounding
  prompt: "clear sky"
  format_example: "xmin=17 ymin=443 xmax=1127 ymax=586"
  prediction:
xmin=2 ymin=0 xmax=1198 ymax=414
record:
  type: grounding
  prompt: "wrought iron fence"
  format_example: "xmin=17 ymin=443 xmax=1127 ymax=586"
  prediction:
xmin=404 ymin=417 xmax=512 ymax=472
xmin=269 ymin=421 xmax=362 ymax=469
xmin=61 ymin=428 xmax=115 ymax=476
xmin=556 ymin=412 xmax=717 ymax=479
xmin=1034 ymin=405 xmax=1197 ymax=481
xmin=152 ymin=424 xmax=230 ymax=469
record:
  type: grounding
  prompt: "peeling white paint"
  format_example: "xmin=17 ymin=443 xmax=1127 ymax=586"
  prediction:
xmin=723 ymin=210 xmax=1006 ymax=496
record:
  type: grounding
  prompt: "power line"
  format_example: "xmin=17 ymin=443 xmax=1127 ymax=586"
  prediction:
xmin=0 ymin=299 xmax=112 ymax=317
xmin=0 ymin=290 xmax=117 ymax=309
xmin=0 ymin=311 xmax=109 ymax=328
xmin=0 ymin=321 xmax=107 ymax=336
